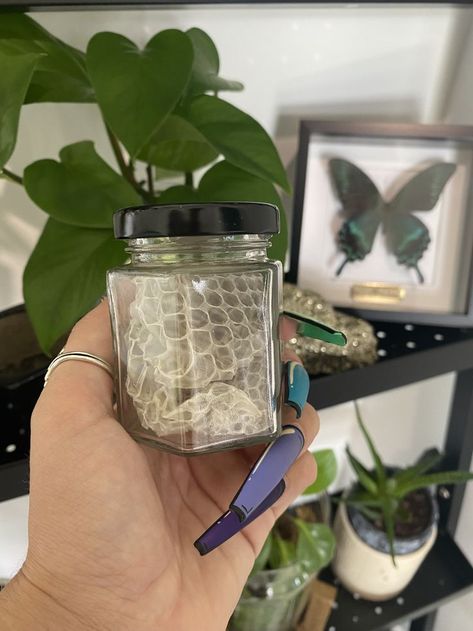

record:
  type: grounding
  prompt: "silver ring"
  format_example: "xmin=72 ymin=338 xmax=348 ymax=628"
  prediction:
xmin=44 ymin=349 xmax=114 ymax=387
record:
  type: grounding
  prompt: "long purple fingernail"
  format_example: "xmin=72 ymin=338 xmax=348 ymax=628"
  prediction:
xmin=230 ymin=425 xmax=304 ymax=521
xmin=194 ymin=480 xmax=286 ymax=556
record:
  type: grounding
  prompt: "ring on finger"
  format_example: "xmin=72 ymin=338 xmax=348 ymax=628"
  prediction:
xmin=44 ymin=349 xmax=114 ymax=387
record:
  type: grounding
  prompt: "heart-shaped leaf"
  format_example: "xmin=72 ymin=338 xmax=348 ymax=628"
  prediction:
xmin=0 ymin=49 xmax=42 ymax=168
xmin=87 ymin=30 xmax=193 ymax=157
xmin=0 ymin=15 xmax=93 ymax=103
xmin=198 ymin=161 xmax=288 ymax=264
xmin=186 ymin=28 xmax=243 ymax=95
xmin=250 ymin=533 xmax=273 ymax=576
xmin=269 ymin=534 xmax=297 ymax=569
xmin=303 ymin=450 xmax=338 ymax=496
xmin=183 ymin=95 xmax=290 ymax=191
xmin=139 ymin=114 xmax=218 ymax=172
xmin=24 ymin=141 xmax=141 ymax=228
xmin=24 ymin=218 xmax=126 ymax=354
xmin=157 ymin=185 xmax=202 ymax=204
xmin=294 ymin=520 xmax=336 ymax=574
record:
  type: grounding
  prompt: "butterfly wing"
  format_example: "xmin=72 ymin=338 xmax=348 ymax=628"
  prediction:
xmin=329 ymin=158 xmax=383 ymax=275
xmin=390 ymin=162 xmax=456 ymax=213
xmin=386 ymin=163 xmax=456 ymax=282
xmin=384 ymin=213 xmax=430 ymax=283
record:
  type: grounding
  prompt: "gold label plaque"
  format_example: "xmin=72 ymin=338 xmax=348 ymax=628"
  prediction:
xmin=351 ymin=282 xmax=406 ymax=305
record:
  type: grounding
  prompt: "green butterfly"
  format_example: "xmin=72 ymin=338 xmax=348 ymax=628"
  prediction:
xmin=329 ymin=158 xmax=456 ymax=283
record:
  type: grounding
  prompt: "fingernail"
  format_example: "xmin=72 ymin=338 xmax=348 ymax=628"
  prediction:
xmin=283 ymin=310 xmax=347 ymax=346
xmin=230 ymin=424 xmax=304 ymax=522
xmin=284 ymin=361 xmax=310 ymax=418
xmin=93 ymin=293 xmax=108 ymax=307
xmin=194 ymin=480 xmax=286 ymax=556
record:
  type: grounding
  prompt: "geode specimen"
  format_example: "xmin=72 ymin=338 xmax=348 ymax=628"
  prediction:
xmin=283 ymin=284 xmax=378 ymax=375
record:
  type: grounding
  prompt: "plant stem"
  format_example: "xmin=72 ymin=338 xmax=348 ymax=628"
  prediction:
xmin=1 ymin=167 xmax=23 ymax=185
xmin=104 ymin=124 xmax=153 ymax=202
xmin=185 ymin=172 xmax=194 ymax=187
xmin=105 ymin=124 xmax=133 ymax=181
xmin=146 ymin=165 xmax=155 ymax=195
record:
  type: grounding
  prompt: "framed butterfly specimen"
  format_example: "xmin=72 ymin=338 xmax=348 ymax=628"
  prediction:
xmin=330 ymin=158 xmax=456 ymax=284
xmin=288 ymin=121 xmax=473 ymax=327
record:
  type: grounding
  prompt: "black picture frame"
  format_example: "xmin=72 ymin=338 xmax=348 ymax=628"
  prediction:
xmin=1 ymin=0 xmax=472 ymax=11
xmin=287 ymin=120 xmax=473 ymax=328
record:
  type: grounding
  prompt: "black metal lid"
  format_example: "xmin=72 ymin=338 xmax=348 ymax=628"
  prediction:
xmin=113 ymin=202 xmax=279 ymax=239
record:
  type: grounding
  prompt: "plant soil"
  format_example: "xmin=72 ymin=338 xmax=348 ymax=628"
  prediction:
xmin=0 ymin=308 xmax=51 ymax=384
xmin=276 ymin=504 xmax=321 ymax=542
xmin=373 ymin=489 xmax=433 ymax=538
xmin=294 ymin=503 xmax=321 ymax=524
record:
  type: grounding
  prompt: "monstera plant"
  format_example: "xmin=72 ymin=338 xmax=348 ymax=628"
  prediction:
xmin=0 ymin=14 xmax=289 ymax=353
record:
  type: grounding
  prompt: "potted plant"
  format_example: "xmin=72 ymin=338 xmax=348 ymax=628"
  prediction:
xmin=332 ymin=402 xmax=473 ymax=601
xmin=230 ymin=449 xmax=337 ymax=631
xmin=0 ymin=14 xmax=289 ymax=354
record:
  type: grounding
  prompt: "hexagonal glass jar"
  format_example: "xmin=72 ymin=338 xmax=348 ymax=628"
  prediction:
xmin=107 ymin=203 xmax=283 ymax=455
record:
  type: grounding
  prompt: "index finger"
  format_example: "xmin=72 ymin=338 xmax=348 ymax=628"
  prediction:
xmin=279 ymin=315 xmax=298 ymax=342
xmin=36 ymin=299 xmax=115 ymax=423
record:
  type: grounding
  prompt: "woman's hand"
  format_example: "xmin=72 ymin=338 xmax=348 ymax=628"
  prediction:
xmin=0 ymin=301 xmax=319 ymax=631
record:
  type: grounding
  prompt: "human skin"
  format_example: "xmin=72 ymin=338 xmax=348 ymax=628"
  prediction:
xmin=0 ymin=301 xmax=319 ymax=631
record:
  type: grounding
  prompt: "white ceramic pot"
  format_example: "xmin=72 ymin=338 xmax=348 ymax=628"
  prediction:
xmin=332 ymin=502 xmax=437 ymax=601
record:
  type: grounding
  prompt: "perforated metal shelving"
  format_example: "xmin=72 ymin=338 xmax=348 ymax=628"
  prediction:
xmin=311 ymin=321 xmax=473 ymax=411
xmin=310 ymin=321 xmax=473 ymax=631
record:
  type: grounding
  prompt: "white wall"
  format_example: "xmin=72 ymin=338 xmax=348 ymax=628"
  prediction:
xmin=0 ymin=5 xmax=463 ymax=309
xmin=1 ymin=5 xmax=472 ymax=630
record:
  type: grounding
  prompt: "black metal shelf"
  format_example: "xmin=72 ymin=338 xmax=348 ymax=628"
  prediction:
xmin=310 ymin=320 xmax=473 ymax=631
xmin=320 ymin=529 xmax=473 ymax=631
xmin=310 ymin=320 xmax=473 ymax=410
xmin=2 ymin=320 xmax=473 ymax=503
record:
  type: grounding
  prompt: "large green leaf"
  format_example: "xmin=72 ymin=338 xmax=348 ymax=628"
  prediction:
xmin=381 ymin=499 xmax=397 ymax=565
xmin=198 ymin=160 xmax=288 ymax=264
xmin=392 ymin=448 xmax=442 ymax=487
xmin=183 ymin=95 xmax=290 ymax=191
xmin=268 ymin=534 xmax=296 ymax=569
xmin=0 ymin=49 xmax=41 ymax=168
xmin=24 ymin=141 xmax=141 ymax=228
xmin=24 ymin=219 xmax=126 ymax=353
xmin=251 ymin=533 xmax=273 ymax=576
xmin=87 ymin=30 xmax=193 ymax=157
xmin=394 ymin=470 xmax=473 ymax=498
xmin=303 ymin=450 xmax=337 ymax=495
xmin=294 ymin=520 xmax=336 ymax=574
xmin=346 ymin=447 xmax=378 ymax=495
xmin=354 ymin=401 xmax=387 ymax=488
xmin=0 ymin=15 xmax=93 ymax=103
xmin=186 ymin=28 xmax=243 ymax=95
xmin=345 ymin=489 xmax=384 ymax=509
xmin=157 ymin=185 xmax=202 ymax=204
xmin=139 ymin=115 xmax=218 ymax=172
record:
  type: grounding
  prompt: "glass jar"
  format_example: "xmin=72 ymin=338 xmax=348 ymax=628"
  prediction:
xmin=107 ymin=202 xmax=283 ymax=455
xmin=230 ymin=563 xmax=313 ymax=631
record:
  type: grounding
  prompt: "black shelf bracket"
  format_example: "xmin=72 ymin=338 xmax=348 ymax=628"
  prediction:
xmin=411 ymin=367 xmax=473 ymax=631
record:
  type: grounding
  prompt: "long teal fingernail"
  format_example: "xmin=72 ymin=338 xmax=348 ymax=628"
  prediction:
xmin=283 ymin=310 xmax=347 ymax=346
xmin=284 ymin=361 xmax=310 ymax=418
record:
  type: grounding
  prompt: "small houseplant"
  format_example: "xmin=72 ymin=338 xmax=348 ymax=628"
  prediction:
xmin=0 ymin=14 xmax=289 ymax=354
xmin=230 ymin=449 xmax=337 ymax=631
xmin=333 ymin=402 xmax=473 ymax=601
